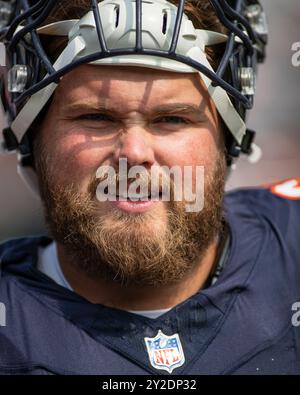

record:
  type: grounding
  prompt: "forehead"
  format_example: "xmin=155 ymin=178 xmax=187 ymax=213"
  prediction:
xmin=54 ymin=64 xmax=210 ymax=107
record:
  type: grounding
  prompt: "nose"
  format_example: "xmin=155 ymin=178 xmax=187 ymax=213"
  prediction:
xmin=112 ymin=126 xmax=155 ymax=169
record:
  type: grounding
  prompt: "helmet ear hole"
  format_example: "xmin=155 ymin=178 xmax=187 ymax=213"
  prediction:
xmin=114 ymin=5 xmax=120 ymax=28
xmin=162 ymin=11 xmax=168 ymax=35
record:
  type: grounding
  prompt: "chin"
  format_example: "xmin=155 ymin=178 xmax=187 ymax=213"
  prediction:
xmin=98 ymin=202 xmax=169 ymax=236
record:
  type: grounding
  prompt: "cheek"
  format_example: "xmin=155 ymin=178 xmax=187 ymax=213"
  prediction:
xmin=153 ymin=128 xmax=220 ymax=196
xmin=45 ymin=130 xmax=111 ymax=188
xmin=155 ymin=129 xmax=219 ymax=170
xmin=191 ymin=134 xmax=218 ymax=167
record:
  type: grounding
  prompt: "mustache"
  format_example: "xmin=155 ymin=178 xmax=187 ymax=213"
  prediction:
xmin=88 ymin=166 xmax=175 ymax=199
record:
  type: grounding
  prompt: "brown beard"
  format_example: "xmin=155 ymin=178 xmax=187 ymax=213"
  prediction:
xmin=34 ymin=145 xmax=226 ymax=287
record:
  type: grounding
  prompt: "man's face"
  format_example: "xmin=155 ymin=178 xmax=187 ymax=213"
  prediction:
xmin=35 ymin=65 xmax=226 ymax=286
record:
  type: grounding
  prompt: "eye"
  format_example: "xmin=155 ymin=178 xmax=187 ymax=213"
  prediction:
xmin=78 ymin=113 xmax=113 ymax=122
xmin=153 ymin=116 xmax=189 ymax=124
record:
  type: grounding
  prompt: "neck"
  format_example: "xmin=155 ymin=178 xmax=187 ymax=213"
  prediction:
xmin=57 ymin=239 xmax=220 ymax=311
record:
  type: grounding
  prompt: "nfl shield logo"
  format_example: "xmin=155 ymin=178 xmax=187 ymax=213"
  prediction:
xmin=144 ymin=330 xmax=185 ymax=373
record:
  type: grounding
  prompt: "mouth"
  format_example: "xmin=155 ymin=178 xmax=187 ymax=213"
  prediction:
xmin=99 ymin=186 xmax=163 ymax=213
xmin=115 ymin=192 xmax=162 ymax=201
xmin=111 ymin=192 xmax=162 ymax=213
xmin=102 ymin=186 xmax=162 ymax=201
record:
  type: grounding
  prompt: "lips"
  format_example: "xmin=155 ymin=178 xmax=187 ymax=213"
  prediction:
xmin=101 ymin=184 xmax=163 ymax=201
xmin=110 ymin=191 xmax=163 ymax=213
xmin=111 ymin=196 xmax=159 ymax=213
xmin=115 ymin=192 xmax=161 ymax=201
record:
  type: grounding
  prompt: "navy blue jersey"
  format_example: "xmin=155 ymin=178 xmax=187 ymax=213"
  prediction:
xmin=0 ymin=180 xmax=300 ymax=375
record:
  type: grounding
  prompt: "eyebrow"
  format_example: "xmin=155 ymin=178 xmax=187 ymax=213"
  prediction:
xmin=151 ymin=103 xmax=206 ymax=118
xmin=63 ymin=101 xmax=206 ymax=119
